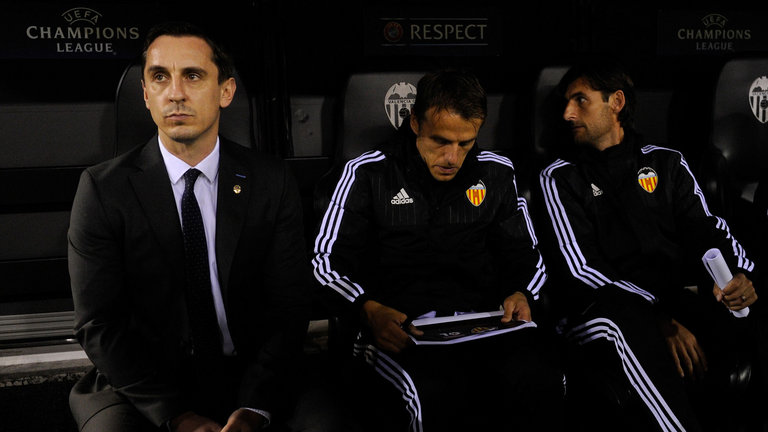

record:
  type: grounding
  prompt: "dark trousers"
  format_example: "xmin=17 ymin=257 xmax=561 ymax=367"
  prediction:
xmin=561 ymin=288 xmax=768 ymax=432
xmin=342 ymin=327 xmax=565 ymax=432
xmin=71 ymin=354 xmax=335 ymax=432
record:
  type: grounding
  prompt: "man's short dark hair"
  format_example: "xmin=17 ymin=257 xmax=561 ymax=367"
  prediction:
xmin=141 ymin=21 xmax=234 ymax=84
xmin=412 ymin=69 xmax=487 ymax=125
xmin=558 ymin=56 xmax=636 ymax=130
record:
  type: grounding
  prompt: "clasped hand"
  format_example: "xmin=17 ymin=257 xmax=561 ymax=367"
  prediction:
xmin=713 ymin=272 xmax=757 ymax=311
xmin=171 ymin=408 xmax=266 ymax=432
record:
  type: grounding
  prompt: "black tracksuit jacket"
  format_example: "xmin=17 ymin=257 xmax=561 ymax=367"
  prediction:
xmin=537 ymin=131 xmax=756 ymax=317
xmin=312 ymin=127 xmax=547 ymax=320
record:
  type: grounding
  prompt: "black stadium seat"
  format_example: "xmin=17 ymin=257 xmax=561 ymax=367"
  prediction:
xmin=477 ymin=92 xmax=517 ymax=152
xmin=115 ymin=60 xmax=256 ymax=155
xmin=532 ymin=64 xmax=570 ymax=164
xmin=635 ymin=88 xmax=674 ymax=147
xmin=707 ymin=56 xmax=768 ymax=273
xmin=331 ymin=70 xmax=516 ymax=163
xmin=321 ymin=70 xmax=518 ymax=190
xmin=316 ymin=69 xmax=522 ymax=203
xmin=333 ymin=71 xmax=424 ymax=163
xmin=0 ymin=101 xmax=115 ymax=343
xmin=710 ymin=57 xmax=768 ymax=212
xmin=313 ymin=71 xmax=424 ymax=218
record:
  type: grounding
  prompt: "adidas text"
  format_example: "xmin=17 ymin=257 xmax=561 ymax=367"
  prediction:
xmin=391 ymin=197 xmax=414 ymax=204
xmin=391 ymin=188 xmax=414 ymax=205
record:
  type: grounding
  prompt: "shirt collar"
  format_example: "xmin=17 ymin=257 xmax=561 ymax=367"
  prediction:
xmin=158 ymin=136 xmax=220 ymax=185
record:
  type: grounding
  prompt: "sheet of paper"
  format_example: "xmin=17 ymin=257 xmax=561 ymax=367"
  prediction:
xmin=409 ymin=310 xmax=537 ymax=345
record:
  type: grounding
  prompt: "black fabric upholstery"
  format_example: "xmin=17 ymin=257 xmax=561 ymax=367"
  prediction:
xmin=334 ymin=71 xmax=424 ymax=163
xmin=711 ymin=57 xmax=768 ymax=195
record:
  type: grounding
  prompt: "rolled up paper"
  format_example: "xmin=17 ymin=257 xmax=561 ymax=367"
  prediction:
xmin=702 ymin=248 xmax=749 ymax=318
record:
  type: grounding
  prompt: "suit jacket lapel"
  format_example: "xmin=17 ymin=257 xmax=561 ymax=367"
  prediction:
xmin=128 ymin=137 xmax=186 ymax=275
xmin=216 ymin=141 xmax=250 ymax=302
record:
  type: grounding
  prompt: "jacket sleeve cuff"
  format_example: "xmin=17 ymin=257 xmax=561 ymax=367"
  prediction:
xmin=352 ymin=293 xmax=371 ymax=319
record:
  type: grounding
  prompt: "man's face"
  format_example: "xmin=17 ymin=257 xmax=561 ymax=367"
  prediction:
xmin=411 ymin=107 xmax=482 ymax=181
xmin=563 ymin=77 xmax=620 ymax=150
xmin=142 ymin=35 xmax=234 ymax=146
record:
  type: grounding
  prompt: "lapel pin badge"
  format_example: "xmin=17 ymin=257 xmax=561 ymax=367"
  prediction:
xmin=233 ymin=185 xmax=242 ymax=194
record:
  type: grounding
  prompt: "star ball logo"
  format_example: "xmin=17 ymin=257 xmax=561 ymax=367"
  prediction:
xmin=383 ymin=21 xmax=404 ymax=43
xmin=701 ymin=13 xmax=727 ymax=28
xmin=384 ymin=82 xmax=417 ymax=129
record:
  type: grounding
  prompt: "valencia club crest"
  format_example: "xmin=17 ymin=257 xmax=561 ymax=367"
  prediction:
xmin=749 ymin=76 xmax=768 ymax=124
xmin=637 ymin=167 xmax=658 ymax=193
xmin=466 ymin=180 xmax=486 ymax=206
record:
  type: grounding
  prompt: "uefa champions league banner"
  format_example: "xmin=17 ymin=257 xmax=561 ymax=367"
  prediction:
xmin=0 ymin=3 xmax=145 ymax=59
xmin=657 ymin=10 xmax=768 ymax=55
xmin=0 ymin=3 xmax=252 ymax=60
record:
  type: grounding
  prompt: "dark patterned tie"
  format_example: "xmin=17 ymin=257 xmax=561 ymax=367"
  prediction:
xmin=181 ymin=168 xmax=221 ymax=357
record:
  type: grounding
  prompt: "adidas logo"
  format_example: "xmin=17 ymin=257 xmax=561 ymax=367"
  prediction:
xmin=591 ymin=183 xmax=603 ymax=197
xmin=391 ymin=188 xmax=414 ymax=205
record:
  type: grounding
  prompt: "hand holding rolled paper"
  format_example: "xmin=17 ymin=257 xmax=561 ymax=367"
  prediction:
xmin=702 ymin=248 xmax=749 ymax=318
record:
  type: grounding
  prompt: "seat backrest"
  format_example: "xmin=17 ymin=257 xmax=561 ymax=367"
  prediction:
xmin=335 ymin=71 xmax=424 ymax=162
xmin=708 ymin=57 xmax=768 ymax=281
xmin=532 ymin=65 xmax=570 ymax=163
xmin=313 ymin=71 xmax=424 ymax=221
xmin=477 ymin=92 xmax=517 ymax=153
xmin=712 ymin=57 xmax=768 ymax=191
xmin=0 ymin=101 xmax=114 ymax=318
xmin=335 ymin=70 xmax=517 ymax=156
xmin=115 ymin=61 xmax=255 ymax=155
xmin=635 ymin=89 xmax=674 ymax=147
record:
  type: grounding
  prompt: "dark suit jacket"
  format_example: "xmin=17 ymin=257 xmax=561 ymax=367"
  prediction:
xmin=68 ymin=136 xmax=311 ymax=428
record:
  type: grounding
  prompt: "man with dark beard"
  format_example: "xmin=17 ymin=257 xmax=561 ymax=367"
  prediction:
xmin=536 ymin=57 xmax=766 ymax=431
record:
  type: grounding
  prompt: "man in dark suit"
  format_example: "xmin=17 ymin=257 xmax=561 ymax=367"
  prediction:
xmin=68 ymin=21 xmax=311 ymax=432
